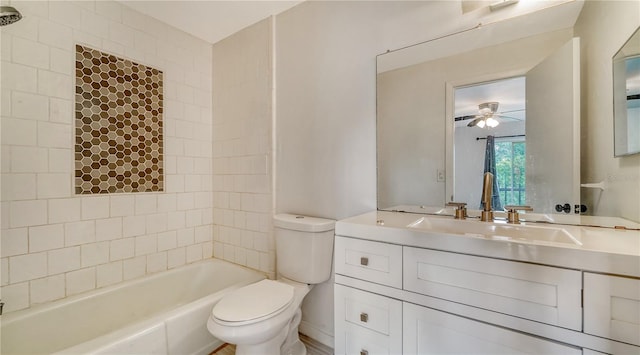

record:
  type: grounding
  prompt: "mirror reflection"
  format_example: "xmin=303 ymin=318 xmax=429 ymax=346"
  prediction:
xmin=613 ymin=26 xmax=640 ymax=157
xmin=453 ymin=77 xmax=526 ymax=210
xmin=376 ymin=26 xmax=581 ymax=215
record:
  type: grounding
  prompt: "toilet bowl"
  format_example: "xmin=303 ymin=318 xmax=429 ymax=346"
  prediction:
xmin=207 ymin=278 xmax=311 ymax=355
xmin=206 ymin=214 xmax=335 ymax=355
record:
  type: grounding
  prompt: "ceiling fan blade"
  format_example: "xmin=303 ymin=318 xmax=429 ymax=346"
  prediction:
xmin=495 ymin=114 xmax=523 ymax=121
xmin=467 ymin=117 xmax=484 ymax=127
xmin=454 ymin=115 xmax=479 ymax=122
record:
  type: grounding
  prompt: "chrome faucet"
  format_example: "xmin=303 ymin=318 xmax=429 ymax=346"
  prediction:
xmin=480 ymin=172 xmax=494 ymax=222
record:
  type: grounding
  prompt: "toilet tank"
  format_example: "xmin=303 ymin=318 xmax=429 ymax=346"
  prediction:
xmin=274 ymin=214 xmax=335 ymax=284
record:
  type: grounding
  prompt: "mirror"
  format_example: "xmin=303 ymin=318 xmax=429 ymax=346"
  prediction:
xmin=613 ymin=26 xmax=640 ymax=157
xmin=377 ymin=27 xmax=580 ymax=214
xmin=376 ymin=1 xmax=640 ymax=229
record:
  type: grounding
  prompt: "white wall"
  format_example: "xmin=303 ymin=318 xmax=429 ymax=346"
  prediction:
xmin=275 ymin=1 xmax=639 ymax=350
xmin=574 ymin=0 xmax=640 ymax=222
xmin=211 ymin=18 xmax=275 ymax=278
xmin=1 ymin=0 xmax=213 ymax=313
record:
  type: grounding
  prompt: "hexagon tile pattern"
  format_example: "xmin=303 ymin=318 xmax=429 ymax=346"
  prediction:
xmin=75 ymin=44 xmax=164 ymax=194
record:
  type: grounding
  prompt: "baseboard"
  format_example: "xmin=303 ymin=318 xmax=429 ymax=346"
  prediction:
xmin=298 ymin=320 xmax=334 ymax=349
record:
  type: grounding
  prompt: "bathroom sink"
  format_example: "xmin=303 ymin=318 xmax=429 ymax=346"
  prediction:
xmin=407 ymin=216 xmax=582 ymax=246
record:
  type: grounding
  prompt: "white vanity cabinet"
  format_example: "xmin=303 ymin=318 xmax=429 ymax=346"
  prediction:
xmin=584 ymin=273 xmax=640 ymax=346
xmin=334 ymin=231 xmax=640 ymax=355
xmin=403 ymin=302 xmax=581 ymax=355
xmin=403 ymin=247 xmax=582 ymax=330
xmin=334 ymin=284 xmax=402 ymax=355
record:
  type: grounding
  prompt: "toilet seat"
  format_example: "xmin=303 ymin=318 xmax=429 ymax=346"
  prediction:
xmin=212 ymin=280 xmax=294 ymax=326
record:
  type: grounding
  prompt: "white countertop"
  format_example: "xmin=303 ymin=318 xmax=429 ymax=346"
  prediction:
xmin=336 ymin=210 xmax=640 ymax=278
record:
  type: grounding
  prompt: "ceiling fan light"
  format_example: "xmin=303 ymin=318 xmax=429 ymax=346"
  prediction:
xmin=476 ymin=119 xmax=486 ymax=128
xmin=486 ymin=117 xmax=499 ymax=127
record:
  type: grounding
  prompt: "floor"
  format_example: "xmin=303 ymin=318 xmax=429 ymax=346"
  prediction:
xmin=211 ymin=333 xmax=333 ymax=355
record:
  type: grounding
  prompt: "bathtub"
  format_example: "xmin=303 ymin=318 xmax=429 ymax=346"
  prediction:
xmin=1 ymin=259 xmax=265 ymax=355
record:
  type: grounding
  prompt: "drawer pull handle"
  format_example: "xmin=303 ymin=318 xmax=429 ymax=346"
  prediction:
xmin=360 ymin=350 xmax=368 ymax=355
xmin=360 ymin=257 xmax=369 ymax=266
xmin=360 ymin=312 xmax=369 ymax=322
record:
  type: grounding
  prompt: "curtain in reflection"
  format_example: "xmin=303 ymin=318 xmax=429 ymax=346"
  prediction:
xmin=481 ymin=135 xmax=503 ymax=210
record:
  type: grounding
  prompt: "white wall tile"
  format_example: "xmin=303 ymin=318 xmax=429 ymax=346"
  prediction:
xmin=37 ymin=70 xmax=73 ymax=100
xmin=37 ymin=121 xmax=71 ymax=148
xmin=135 ymin=234 xmax=157 ymax=256
xmin=203 ymin=241 xmax=213 ymax=259
xmin=1 ymin=228 xmax=28 ymax=257
xmin=110 ymin=237 xmax=134 ymax=261
xmin=38 ymin=19 xmax=73 ymax=50
xmin=177 ymin=228 xmax=194 ymax=247
xmin=30 ymin=274 xmax=65 ymax=304
xmin=49 ymin=98 xmax=73 ymax=123
xmin=1 ymin=62 xmax=37 ymax=93
xmin=185 ymin=209 xmax=202 ymax=227
xmin=29 ymin=224 xmax=64 ymax=252
xmin=123 ymin=256 xmax=146 ymax=281
xmin=48 ymin=148 xmax=72 ymax=173
xmin=123 ymin=215 xmax=145 ymax=238
xmin=194 ymin=225 xmax=211 ymax=243
xmin=1 ymin=258 xmax=9 ymax=286
xmin=0 ymin=282 xmax=30 ymax=312
xmin=65 ymin=220 xmax=95 ymax=246
xmin=95 ymin=1 xmax=122 ymax=23
xmin=146 ymin=251 xmax=167 ymax=273
xmin=96 ymin=261 xmax=122 ymax=288
xmin=9 ymin=200 xmax=47 ymax=228
xmin=37 ymin=173 xmax=71 ymax=199
xmin=49 ymin=198 xmax=81 ymax=224
xmin=12 ymin=91 xmax=49 ymax=121
xmin=81 ymin=9 xmax=109 ymax=38
xmin=167 ymin=247 xmax=185 ymax=269
xmin=186 ymin=244 xmax=202 ymax=263
xmin=1 ymin=0 xmax=214 ymax=312
xmin=146 ymin=213 xmax=167 ymax=234
xmin=49 ymin=1 xmax=83 ymax=29
xmin=9 ymin=251 xmax=47 ymax=283
xmin=157 ymin=231 xmax=177 ymax=252
xmin=166 ymin=211 xmax=185 ymax=230
xmin=110 ymin=195 xmax=134 ymax=217
xmin=81 ymin=241 xmax=109 ymax=267
xmin=12 ymin=36 xmax=49 ymax=69
xmin=82 ymin=196 xmax=110 ymax=220
xmin=157 ymin=194 xmax=176 ymax=212
xmin=2 ymin=118 xmax=37 ymax=146
xmin=2 ymin=173 xmax=37 ymax=200
xmin=66 ymin=267 xmax=95 ymax=296
xmin=176 ymin=193 xmax=194 ymax=211
xmin=49 ymin=47 xmax=73 ymax=75
xmin=135 ymin=194 xmax=157 ymax=215
xmin=48 ymin=246 xmax=80 ymax=274
xmin=95 ymin=217 xmax=122 ymax=241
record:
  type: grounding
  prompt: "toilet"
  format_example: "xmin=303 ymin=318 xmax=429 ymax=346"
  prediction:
xmin=207 ymin=214 xmax=335 ymax=355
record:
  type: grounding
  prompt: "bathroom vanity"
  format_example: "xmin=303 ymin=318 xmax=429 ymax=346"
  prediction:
xmin=333 ymin=211 xmax=640 ymax=354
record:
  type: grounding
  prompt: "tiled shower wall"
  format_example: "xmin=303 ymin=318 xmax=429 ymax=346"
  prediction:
xmin=211 ymin=18 xmax=275 ymax=278
xmin=0 ymin=0 xmax=213 ymax=313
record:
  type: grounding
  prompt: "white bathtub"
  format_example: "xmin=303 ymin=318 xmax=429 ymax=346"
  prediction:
xmin=1 ymin=259 xmax=265 ymax=355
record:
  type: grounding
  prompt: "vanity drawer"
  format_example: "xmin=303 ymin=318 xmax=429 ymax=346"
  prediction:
xmin=403 ymin=247 xmax=582 ymax=330
xmin=335 ymin=236 xmax=402 ymax=288
xmin=334 ymin=284 xmax=402 ymax=355
xmin=403 ymin=302 xmax=581 ymax=355
xmin=584 ymin=273 xmax=640 ymax=346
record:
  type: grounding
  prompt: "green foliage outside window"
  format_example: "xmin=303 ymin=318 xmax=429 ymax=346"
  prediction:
xmin=495 ymin=141 xmax=526 ymax=206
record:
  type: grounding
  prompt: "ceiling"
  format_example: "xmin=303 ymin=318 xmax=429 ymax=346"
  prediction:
xmin=454 ymin=76 xmax=526 ymax=127
xmin=118 ymin=1 xmax=303 ymax=44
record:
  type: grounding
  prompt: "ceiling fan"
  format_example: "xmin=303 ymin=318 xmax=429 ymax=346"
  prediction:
xmin=455 ymin=102 xmax=523 ymax=128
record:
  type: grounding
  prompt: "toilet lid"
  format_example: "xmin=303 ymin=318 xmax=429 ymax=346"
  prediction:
xmin=212 ymin=280 xmax=294 ymax=323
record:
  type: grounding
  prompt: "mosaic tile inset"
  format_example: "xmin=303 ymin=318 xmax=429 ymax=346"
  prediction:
xmin=75 ymin=44 xmax=163 ymax=194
